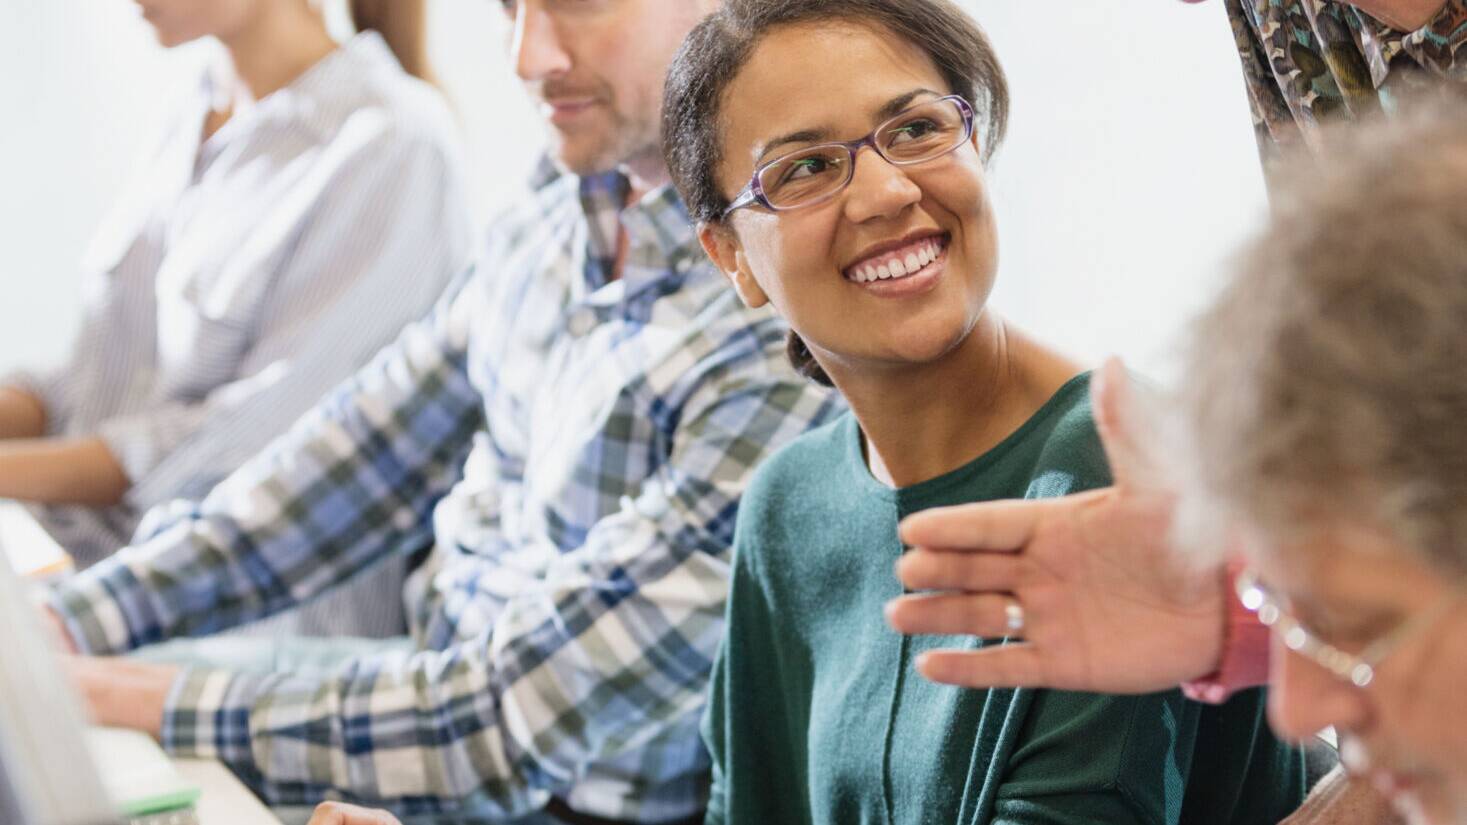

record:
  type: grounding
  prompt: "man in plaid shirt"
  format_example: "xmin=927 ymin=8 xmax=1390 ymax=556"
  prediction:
xmin=44 ymin=1 xmax=841 ymax=822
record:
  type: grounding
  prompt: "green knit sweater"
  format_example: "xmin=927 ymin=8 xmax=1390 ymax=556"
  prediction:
xmin=703 ymin=373 xmax=1304 ymax=824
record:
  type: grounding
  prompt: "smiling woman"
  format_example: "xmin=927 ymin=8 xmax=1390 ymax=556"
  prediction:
xmin=661 ymin=1 xmax=1306 ymax=823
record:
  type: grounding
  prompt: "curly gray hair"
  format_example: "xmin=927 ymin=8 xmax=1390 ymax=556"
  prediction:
xmin=1177 ymin=101 xmax=1467 ymax=576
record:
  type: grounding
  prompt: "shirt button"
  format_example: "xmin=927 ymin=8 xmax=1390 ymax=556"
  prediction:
xmin=567 ymin=308 xmax=597 ymax=338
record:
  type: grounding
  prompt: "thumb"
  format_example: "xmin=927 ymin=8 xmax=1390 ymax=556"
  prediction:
xmin=1091 ymin=357 xmax=1172 ymax=492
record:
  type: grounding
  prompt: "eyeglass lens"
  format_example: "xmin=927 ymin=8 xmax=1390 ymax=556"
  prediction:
xmin=756 ymin=99 xmax=970 ymax=210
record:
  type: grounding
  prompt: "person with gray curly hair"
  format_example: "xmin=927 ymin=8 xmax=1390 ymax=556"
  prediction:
xmin=890 ymin=104 xmax=1467 ymax=825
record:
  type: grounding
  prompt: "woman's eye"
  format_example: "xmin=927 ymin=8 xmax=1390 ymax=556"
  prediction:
xmin=786 ymin=158 xmax=828 ymax=179
xmin=889 ymin=119 xmax=939 ymax=143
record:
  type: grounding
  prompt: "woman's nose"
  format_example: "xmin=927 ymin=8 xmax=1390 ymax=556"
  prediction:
xmin=841 ymin=148 xmax=923 ymax=224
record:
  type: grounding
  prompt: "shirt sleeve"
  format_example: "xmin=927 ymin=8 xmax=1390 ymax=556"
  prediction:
xmin=150 ymin=361 xmax=836 ymax=815
xmin=991 ymin=689 xmax=1198 ymax=825
xmin=46 ymin=280 xmax=485 ymax=654
xmin=99 ymin=127 xmax=474 ymax=503
xmin=699 ymin=520 xmax=761 ymax=825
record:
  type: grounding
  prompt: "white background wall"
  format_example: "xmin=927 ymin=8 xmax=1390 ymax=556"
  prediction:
xmin=0 ymin=0 xmax=1265 ymax=384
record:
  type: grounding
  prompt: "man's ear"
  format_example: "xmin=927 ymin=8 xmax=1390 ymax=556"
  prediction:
xmin=699 ymin=221 xmax=769 ymax=309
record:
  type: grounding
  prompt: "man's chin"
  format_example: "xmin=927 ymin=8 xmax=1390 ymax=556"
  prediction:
xmin=545 ymin=134 xmax=624 ymax=179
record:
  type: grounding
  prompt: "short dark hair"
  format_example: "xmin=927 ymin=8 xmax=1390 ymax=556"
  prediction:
xmin=662 ymin=0 xmax=1009 ymax=386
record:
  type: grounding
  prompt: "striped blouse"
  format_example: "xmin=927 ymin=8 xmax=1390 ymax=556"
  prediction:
xmin=6 ymin=32 xmax=474 ymax=636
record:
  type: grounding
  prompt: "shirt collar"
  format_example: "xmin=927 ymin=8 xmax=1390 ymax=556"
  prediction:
xmin=574 ymin=171 xmax=703 ymax=302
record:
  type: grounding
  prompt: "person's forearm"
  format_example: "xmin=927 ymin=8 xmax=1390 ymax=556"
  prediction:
xmin=1281 ymin=764 xmax=1404 ymax=825
xmin=1349 ymin=0 xmax=1449 ymax=29
xmin=0 ymin=436 xmax=131 ymax=506
xmin=0 ymin=387 xmax=46 ymax=440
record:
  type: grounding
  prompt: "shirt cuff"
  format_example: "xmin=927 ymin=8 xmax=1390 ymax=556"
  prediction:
xmin=161 ymin=667 xmax=268 ymax=775
xmin=1181 ymin=563 xmax=1271 ymax=704
xmin=47 ymin=560 xmax=163 ymax=655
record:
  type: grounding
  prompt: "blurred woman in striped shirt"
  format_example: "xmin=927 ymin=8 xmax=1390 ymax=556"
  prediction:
xmin=0 ymin=0 xmax=473 ymax=636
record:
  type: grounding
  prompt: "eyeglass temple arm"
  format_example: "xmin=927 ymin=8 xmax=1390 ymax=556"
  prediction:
xmin=722 ymin=188 xmax=759 ymax=218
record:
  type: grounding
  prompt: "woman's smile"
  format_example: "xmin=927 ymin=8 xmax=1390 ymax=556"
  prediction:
xmin=842 ymin=232 xmax=950 ymax=297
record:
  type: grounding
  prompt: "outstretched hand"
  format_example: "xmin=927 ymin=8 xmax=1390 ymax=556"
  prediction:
xmin=885 ymin=359 xmax=1228 ymax=693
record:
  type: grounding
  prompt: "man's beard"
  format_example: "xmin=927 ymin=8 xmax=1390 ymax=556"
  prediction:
xmin=552 ymin=120 xmax=658 ymax=177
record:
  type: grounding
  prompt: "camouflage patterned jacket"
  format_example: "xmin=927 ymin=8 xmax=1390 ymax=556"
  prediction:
xmin=1224 ymin=0 xmax=1467 ymax=169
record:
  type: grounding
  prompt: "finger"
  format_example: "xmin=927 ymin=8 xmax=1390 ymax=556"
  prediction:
xmin=914 ymin=645 xmax=1049 ymax=689
xmin=1092 ymin=357 xmax=1144 ymax=489
xmin=1092 ymin=357 xmax=1173 ymax=492
xmin=884 ymin=592 xmax=1021 ymax=638
xmin=307 ymin=804 xmax=347 ymax=825
xmin=895 ymin=548 xmax=1022 ymax=592
xmin=898 ymin=498 xmax=1052 ymax=552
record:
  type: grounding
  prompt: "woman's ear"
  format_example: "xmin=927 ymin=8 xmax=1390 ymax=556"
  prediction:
xmin=699 ymin=221 xmax=770 ymax=309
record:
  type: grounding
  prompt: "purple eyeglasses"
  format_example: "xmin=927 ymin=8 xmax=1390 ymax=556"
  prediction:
xmin=722 ymin=95 xmax=976 ymax=219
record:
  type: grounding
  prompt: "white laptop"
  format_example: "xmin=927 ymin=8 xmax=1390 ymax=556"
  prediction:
xmin=0 ymin=537 xmax=200 ymax=825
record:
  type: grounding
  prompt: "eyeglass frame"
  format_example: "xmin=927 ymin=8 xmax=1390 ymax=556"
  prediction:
xmin=720 ymin=94 xmax=977 ymax=220
xmin=1234 ymin=566 xmax=1462 ymax=688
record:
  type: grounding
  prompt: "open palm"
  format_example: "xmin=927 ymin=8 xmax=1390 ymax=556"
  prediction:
xmin=886 ymin=359 xmax=1226 ymax=693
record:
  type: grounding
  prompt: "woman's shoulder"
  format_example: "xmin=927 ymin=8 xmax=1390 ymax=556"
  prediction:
xmin=1023 ymin=372 xmax=1112 ymax=498
xmin=744 ymin=411 xmax=856 ymax=505
xmin=301 ymin=34 xmax=462 ymax=155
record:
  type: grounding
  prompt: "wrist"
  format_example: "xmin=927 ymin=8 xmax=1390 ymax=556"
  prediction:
xmin=1183 ymin=560 xmax=1270 ymax=703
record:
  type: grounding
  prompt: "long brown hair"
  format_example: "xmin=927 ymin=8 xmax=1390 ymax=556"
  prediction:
xmin=348 ymin=0 xmax=432 ymax=82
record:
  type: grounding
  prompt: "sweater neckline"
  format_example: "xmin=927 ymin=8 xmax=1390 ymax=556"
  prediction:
xmin=840 ymin=371 xmax=1092 ymax=507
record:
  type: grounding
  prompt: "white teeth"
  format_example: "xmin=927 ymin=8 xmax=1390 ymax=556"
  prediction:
xmin=847 ymin=237 xmax=945 ymax=283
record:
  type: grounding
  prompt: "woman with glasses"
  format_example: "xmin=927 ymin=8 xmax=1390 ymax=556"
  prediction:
xmin=661 ymin=1 xmax=1304 ymax=822
xmin=0 ymin=0 xmax=471 ymax=634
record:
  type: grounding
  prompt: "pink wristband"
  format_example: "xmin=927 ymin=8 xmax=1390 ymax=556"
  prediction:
xmin=1181 ymin=562 xmax=1271 ymax=703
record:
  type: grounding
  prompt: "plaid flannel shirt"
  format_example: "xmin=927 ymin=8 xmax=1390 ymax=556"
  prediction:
xmin=48 ymin=168 xmax=842 ymax=821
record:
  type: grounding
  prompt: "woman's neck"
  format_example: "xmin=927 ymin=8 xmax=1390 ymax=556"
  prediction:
xmin=216 ymin=4 xmax=337 ymax=110
xmin=829 ymin=313 xmax=1077 ymax=489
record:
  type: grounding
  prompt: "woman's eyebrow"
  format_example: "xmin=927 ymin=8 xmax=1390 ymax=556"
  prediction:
xmin=755 ymin=129 xmax=829 ymax=165
xmin=875 ymin=88 xmax=942 ymax=121
xmin=752 ymin=88 xmax=945 ymax=164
